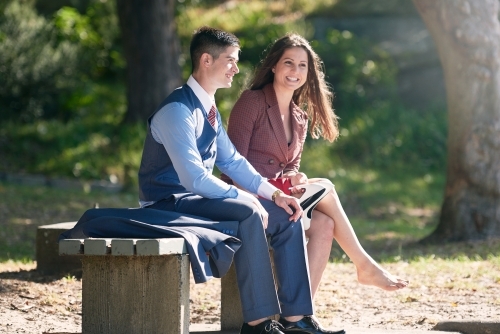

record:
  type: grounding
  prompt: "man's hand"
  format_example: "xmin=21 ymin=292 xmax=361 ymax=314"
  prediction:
xmin=274 ymin=193 xmax=303 ymax=222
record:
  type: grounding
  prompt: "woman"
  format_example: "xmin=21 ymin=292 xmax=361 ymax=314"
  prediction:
xmin=223 ymin=33 xmax=408 ymax=302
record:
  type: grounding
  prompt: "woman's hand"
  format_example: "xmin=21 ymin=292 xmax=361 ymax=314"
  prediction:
xmin=290 ymin=172 xmax=308 ymax=186
xmin=289 ymin=172 xmax=308 ymax=195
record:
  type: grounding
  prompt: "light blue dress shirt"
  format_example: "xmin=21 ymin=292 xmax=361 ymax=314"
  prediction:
xmin=148 ymin=76 xmax=276 ymax=203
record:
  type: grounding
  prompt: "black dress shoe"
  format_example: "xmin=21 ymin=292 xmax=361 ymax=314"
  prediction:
xmin=279 ymin=316 xmax=346 ymax=334
xmin=240 ymin=319 xmax=286 ymax=334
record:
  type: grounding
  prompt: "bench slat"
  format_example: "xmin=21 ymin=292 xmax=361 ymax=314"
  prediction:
xmin=136 ymin=238 xmax=187 ymax=255
xmin=59 ymin=238 xmax=187 ymax=256
xmin=59 ymin=239 xmax=83 ymax=255
xmin=84 ymin=239 xmax=111 ymax=255
xmin=111 ymin=239 xmax=136 ymax=256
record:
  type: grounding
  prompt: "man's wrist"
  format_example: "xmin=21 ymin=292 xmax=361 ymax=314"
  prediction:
xmin=272 ymin=189 xmax=284 ymax=202
xmin=236 ymin=189 xmax=257 ymax=203
xmin=257 ymin=181 xmax=277 ymax=200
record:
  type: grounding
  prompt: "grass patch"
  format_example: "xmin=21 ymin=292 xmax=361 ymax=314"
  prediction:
xmin=0 ymin=181 xmax=138 ymax=262
xmin=312 ymin=165 xmax=500 ymax=264
xmin=328 ymin=165 xmax=444 ymax=259
xmin=2 ymin=166 xmax=499 ymax=266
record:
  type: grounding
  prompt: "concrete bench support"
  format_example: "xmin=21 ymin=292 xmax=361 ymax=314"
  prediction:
xmin=221 ymin=264 xmax=243 ymax=330
xmin=58 ymin=233 xmax=275 ymax=332
xmin=221 ymin=247 xmax=276 ymax=331
xmin=36 ymin=222 xmax=80 ymax=275
xmin=82 ymin=255 xmax=189 ymax=334
xmin=60 ymin=238 xmax=189 ymax=334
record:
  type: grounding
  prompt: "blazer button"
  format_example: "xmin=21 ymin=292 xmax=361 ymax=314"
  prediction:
xmin=268 ymin=159 xmax=274 ymax=164
xmin=279 ymin=162 xmax=285 ymax=168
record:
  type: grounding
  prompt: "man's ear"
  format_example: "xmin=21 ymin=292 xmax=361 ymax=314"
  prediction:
xmin=200 ymin=53 xmax=213 ymax=67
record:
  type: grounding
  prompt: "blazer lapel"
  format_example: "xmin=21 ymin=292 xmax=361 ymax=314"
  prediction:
xmin=263 ymin=84 xmax=289 ymax=158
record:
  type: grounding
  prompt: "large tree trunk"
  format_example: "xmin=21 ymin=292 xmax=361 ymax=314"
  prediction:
xmin=413 ymin=0 xmax=500 ymax=242
xmin=116 ymin=0 xmax=182 ymax=123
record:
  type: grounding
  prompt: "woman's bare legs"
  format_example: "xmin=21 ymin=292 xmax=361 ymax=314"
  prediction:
xmin=308 ymin=178 xmax=408 ymax=291
xmin=304 ymin=210 xmax=335 ymax=298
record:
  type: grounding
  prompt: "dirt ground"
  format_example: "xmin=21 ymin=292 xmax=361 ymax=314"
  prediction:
xmin=1 ymin=259 xmax=499 ymax=334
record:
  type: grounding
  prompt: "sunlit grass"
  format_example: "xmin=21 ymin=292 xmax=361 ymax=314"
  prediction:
xmin=0 ymin=181 xmax=138 ymax=262
xmin=63 ymin=274 xmax=78 ymax=283
xmin=2 ymin=168 xmax=500 ymax=269
xmin=343 ymin=233 xmax=500 ymax=265
xmin=306 ymin=160 xmax=445 ymax=264
xmin=0 ymin=259 xmax=35 ymax=272
xmin=301 ymin=162 xmax=500 ymax=265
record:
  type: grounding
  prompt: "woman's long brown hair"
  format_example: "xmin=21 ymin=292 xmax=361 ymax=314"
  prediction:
xmin=250 ymin=33 xmax=339 ymax=142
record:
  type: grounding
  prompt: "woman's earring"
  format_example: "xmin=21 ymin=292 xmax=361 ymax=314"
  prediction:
xmin=272 ymin=68 xmax=275 ymax=73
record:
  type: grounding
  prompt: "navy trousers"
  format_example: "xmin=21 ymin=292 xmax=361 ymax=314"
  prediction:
xmin=148 ymin=195 xmax=313 ymax=322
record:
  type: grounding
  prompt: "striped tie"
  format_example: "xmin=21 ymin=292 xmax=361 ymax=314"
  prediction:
xmin=208 ymin=104 xmax=216 ymax=128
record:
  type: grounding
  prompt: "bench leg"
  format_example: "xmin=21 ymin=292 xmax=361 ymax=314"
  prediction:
xmin=82 ymin=255 xmax=190 ymax=334
xmin=221 ymin=251 xmax=278 ymax=330
xmin=36 ymin=222 xmax=81 ymax=276
xmin=221 ymin=262 xmax=243 ymax=330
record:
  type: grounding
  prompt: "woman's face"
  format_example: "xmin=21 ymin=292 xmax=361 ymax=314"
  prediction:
xmin=272 ymin=46 xmax=308 ymax=93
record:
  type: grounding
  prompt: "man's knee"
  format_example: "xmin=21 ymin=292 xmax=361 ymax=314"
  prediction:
xmin=220 ymin=199 xmax=260 ymax=221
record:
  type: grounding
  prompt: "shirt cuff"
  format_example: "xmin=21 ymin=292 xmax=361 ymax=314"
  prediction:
xmin=257 ymin=181 xmax=278 ymax=201
xmin=235 ymin=189 xmax=258 ymax=203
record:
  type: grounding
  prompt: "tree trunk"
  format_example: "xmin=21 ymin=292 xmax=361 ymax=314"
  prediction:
xmin=413 ymin=0 xmax=500 ymax=242
xmin=116 ymin=0 xmax=182 ymax=123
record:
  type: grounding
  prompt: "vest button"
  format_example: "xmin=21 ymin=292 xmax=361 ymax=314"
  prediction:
xmin=268 ymin=159 xmax=274 ymax=164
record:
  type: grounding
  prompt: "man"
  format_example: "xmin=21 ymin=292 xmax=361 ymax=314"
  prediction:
xmin=138 ymin=26 xmax=344 ymax=334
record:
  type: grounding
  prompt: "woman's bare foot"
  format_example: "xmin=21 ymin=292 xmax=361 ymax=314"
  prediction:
xmin=356 ymin=263 xmax=409 ymax=291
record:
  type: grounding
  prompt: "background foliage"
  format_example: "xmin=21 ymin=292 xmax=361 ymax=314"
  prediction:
xmin=0 ymin=0 xmax=447 ymax=187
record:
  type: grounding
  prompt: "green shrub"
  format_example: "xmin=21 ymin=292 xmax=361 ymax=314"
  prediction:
xmin=0 ymin=0 xmax=81 ymax=122
xmin=0 ymin=114 xmax=144 ymax=185
xmin=313 ymin=29 xmax=398 ymax=121
xmin=0 ymin=0 xmax=123 ymax=123
xmin=307 ymin=29 xmax=447 ymax=173
xmin=330 ymin=101 xmax=447 ymax=172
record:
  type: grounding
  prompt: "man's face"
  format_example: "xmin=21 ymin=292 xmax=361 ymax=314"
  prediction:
xmin=208 ymin=46 xmax=240 ymax=91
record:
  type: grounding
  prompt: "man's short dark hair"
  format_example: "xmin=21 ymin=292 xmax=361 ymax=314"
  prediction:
xmin=190 ymin=26 xmax=240 ymax=72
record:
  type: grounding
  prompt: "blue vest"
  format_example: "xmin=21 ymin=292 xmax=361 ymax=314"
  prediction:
xmin=138 ymin=85 xmax=217 ymax=202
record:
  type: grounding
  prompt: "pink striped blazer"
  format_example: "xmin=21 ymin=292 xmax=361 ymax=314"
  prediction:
xmin=223 ymin=83 xmax=308 ymax=183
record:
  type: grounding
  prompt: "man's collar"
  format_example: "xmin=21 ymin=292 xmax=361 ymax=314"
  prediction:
xmin=187 ymin=75 xmax=215 ymax=112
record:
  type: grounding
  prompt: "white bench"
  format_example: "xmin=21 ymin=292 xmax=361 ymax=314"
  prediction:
xmin=59 ymin=237 xmax=247 ymax=334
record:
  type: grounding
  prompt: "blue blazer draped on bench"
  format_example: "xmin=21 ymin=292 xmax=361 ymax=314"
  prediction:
xmin=59 ymin=207 xmax=242 ymax=283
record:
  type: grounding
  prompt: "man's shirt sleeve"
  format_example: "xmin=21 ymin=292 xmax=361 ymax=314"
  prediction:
xmin=215 ymin=124 xmax=275 ymax=199
xmin=151 ymin=102 xmax=241 ymax=199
